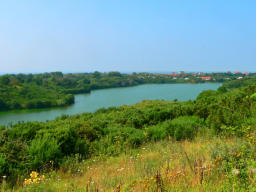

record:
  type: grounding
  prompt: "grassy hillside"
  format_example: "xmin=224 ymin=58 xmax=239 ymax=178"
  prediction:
xmin=1 ymin=77 xmax=256 ymax=191
xmin=2 ymin=136 xmax=256 ymax=191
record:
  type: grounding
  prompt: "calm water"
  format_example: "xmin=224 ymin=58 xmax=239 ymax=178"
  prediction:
xmin=0 ymin=83 xmax=221 ymax=125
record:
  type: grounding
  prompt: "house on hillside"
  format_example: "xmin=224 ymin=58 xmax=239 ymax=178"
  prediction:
xmin=170 ymin=72 xmax=178 ymax=77
xmin=200 ymin=76 xmax=212 ymax=80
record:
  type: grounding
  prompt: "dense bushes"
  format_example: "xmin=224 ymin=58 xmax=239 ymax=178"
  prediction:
xmin=165 ymin=116 xmax=204 ymax=140
xmin=0 ymin=100 xmax=202 ymax=184
xmin=28 ymin=136 xmax=61 ymax=170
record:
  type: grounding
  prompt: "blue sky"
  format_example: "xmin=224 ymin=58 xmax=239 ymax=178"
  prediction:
xmin=0 ymin=0 xmax=255 ymax=73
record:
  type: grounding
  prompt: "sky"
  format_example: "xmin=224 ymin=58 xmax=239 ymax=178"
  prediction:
xmin=0 ymin=0 xmax=256 ymax=73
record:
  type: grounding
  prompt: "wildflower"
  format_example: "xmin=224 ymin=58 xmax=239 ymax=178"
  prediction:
xmin=214 ymin=157 xmax=223 ymax=165
xmin=117 ymin=168 xmax=124 ymax=172
xmin=30 ymin=171 xmax=39 ymax=178
xmin=24 ymin=171 xmax=45 ymax=186
xmin=236 ymin=152 xmax=243 ymax=158
xmin=33 ymin=178 xmax=39 ymax=183
xmin=24 ymin=178 xmax=32 ymax=186
xmin=232 ymin=169 xmax=240 ymax=175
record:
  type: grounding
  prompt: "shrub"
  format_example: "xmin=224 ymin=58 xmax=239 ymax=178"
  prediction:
xmin=28 ymin=136 xmax=61 ymax=170
xmin=167 ymin=116 xmax=204 ymax=141
xmin=126 ymin=128 xmax=146 ymax=148
xmin=0 ymin=154 xmax=8 ymax=176
xmin=147 ymin=124 xmax=167 ymax=141
xmin=64 ymin=94 xmax=75 ymax=105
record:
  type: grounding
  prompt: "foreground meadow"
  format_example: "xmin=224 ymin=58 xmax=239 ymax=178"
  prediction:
xmin=2 ymin=135 xmax=256 ymax=192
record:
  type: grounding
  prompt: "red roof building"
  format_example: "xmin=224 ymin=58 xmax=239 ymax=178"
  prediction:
xmin=170 ymin=72 xmax=178 ymax=76
xmin=200 ymin=76 xmax=212 ymax=80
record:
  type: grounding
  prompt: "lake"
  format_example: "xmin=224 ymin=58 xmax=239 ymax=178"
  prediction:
xmin=0 ymin=83 xmax=221 ymax=125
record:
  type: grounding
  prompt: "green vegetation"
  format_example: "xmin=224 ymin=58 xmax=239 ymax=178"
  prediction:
xmin=1 ymin=74 xmax=256 ymax=191
xmin=0 ymin=71 xmax=254 ymax=111
xmin=3 ymin=138 xmax=253 ymax=192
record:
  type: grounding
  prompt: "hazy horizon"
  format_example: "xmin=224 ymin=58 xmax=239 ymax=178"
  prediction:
xmin=1 ymin=0 xmax=255 ymax=73
xmin=0 ymin=70 xmax=255 ymax=76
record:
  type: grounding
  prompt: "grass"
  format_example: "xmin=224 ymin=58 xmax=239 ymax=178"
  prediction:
xmin=3 ymin=134 xmax=254 ymax=192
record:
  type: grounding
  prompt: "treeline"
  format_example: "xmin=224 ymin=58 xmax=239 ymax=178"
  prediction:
xmin=1 ymin=77 xmax=256 ymax=185
xmin=0 ymin=71 xmax=144 ymax=110
xmin=1 ymin=71 xmax=254 ymax=111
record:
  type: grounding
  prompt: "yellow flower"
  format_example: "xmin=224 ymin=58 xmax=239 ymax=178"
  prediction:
xmin=30 ymin=171 xmax=39 ymax=179
xmin=24 ymin=171 xmax=45 ymax=186
xmin=236 ymin=152 xmax=243 ymax=158
xmin=24 ymin=178 xmax=32 ymax=185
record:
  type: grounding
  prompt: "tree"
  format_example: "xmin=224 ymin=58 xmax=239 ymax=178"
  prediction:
xmin=108 ymin=71 xmax=121 ymax=77
xmin=0 ymin=99 xmax=8 ymax=110
xmin=92 ymin=71 xmax=101 ymax=78
xmin=0 ymin=75 xmax=10 ymax=85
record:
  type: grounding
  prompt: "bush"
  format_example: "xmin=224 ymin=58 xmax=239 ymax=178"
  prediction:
xmin=64 ymin=94 xmax=75 ymax=105
xmin=28 ymin=136 xmax=61 ymax=170
xmin=147 ymin=124 xmax=167 ymax=141
xmin=0 ymin=154 xmax=8 ymax=176
xmin=126 ymin=128 xmax=146 ymax=148
xmin=103 ymin=126 xmax=146 ymax=148
xmin=166 ymin=116 xmax=204 ymax=141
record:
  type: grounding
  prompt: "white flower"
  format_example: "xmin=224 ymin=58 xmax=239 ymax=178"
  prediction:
xmin=117 ymin=168 xmax=124 ymax=172
xmin=232 ymin=169 xmax=240 ymax=175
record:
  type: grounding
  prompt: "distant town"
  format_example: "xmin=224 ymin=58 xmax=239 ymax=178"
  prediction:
xmin=128 ymin=71 xmax=254 ymax=83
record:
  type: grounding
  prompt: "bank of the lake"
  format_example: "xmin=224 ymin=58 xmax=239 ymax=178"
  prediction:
xmin=0 ymin=83 xmax=221 ymax=125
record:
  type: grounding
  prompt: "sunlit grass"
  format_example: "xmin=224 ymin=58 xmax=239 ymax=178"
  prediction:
xmin=4 ymin=135 xmax=251 ymax=192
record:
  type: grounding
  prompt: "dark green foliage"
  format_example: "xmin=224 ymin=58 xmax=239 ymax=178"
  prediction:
xmin=165 ymin=116 xmax=204 ymax=140
xmin=0 ymin=154 xmax=8 ymax=176
xmin=195 ymin=90 xmax=220 ymax=119
xmin=64 ymin=94 xmax=75 ymax=105
xmin=147 ymin=124 xmax=167 ymax=141
xmin=28 ymin=136 xmax=61 ymax=170
xmin=0 ymin=99 xmax=8 ymax=110
xmin=219 ymin=77 xmax=256 ymax=92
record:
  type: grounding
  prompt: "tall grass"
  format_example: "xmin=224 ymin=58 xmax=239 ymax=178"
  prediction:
xmin=4 ymin=134 xmax=255 ymax=192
